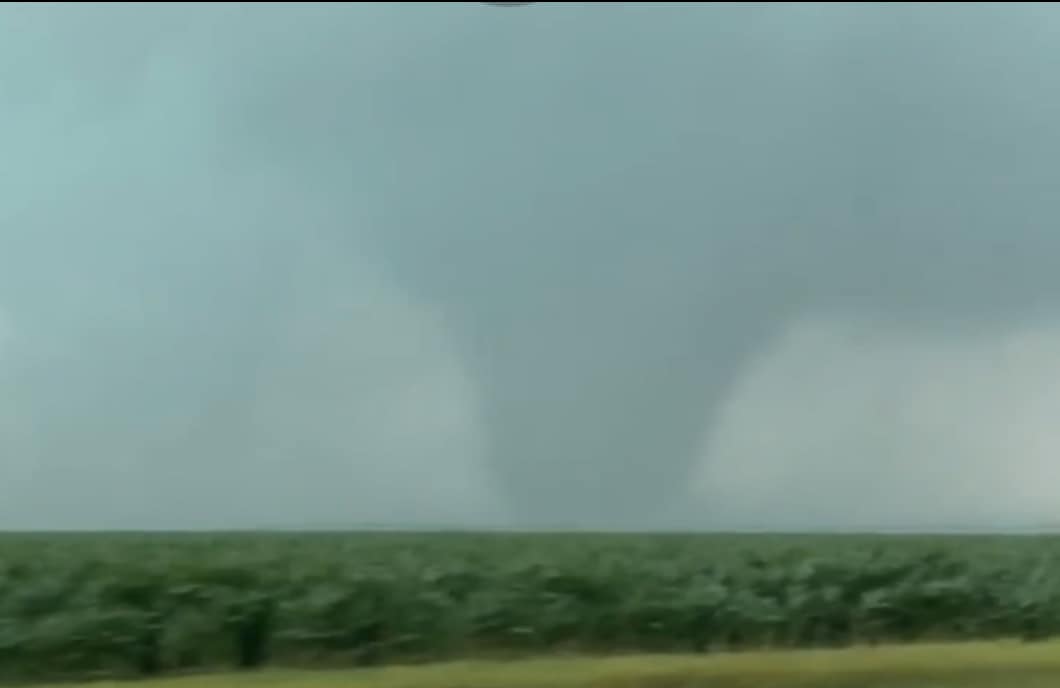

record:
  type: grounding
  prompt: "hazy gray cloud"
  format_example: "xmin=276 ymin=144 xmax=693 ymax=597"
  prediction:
xmin=693 ymin=316 xmax=1060 ymax=532
xmin=4 ymin=3 xmax=1060 ymax=531
xmin=0 ymin=4 xmax=500 ymax=530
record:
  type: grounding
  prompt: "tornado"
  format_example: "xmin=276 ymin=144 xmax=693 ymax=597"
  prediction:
xmin=8 ymin=2 xmax=1060 ymax=530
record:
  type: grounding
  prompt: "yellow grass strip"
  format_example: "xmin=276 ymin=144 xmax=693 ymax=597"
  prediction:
xmin=52 ymin=640 xmax=1060 ymax=688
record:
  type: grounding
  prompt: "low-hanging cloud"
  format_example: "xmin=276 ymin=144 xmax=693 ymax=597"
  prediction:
xmin=4 ymin=3 xmax=1060 ymax=531
xmin=692 ymin=316 xmax=1060 ymax=533
xmin=0 ymin=4 xmax=502 ymax=530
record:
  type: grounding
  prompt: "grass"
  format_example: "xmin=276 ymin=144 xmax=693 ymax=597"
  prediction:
xmin=45 ymin=640 xmax=1060 ymax=688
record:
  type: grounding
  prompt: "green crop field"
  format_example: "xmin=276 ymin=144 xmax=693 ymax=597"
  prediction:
xmin=3 ymin=531 xmax=1060 ymax=685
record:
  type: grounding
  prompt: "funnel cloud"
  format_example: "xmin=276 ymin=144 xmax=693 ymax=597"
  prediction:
xmin=3 ymin=3 xmax=1060 ymax=530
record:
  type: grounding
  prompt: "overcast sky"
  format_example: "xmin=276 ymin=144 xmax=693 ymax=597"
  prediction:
xmin=3 ymin=3 xmax=1060 ymax=531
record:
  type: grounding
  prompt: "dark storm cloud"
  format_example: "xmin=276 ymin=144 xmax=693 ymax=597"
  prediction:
xmin=3 ymin=3 xmax=1060 ymax=530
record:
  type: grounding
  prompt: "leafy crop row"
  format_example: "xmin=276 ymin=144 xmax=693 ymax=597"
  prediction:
xmin=1 ymin=532 xmax=1058 ymax=682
